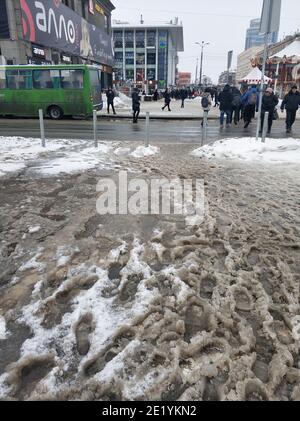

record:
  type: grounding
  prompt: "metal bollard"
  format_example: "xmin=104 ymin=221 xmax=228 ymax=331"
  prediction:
xmin=201 ymin=111 xmax=208 ymax=146
xmin=39 ymin=109 xmax=45 ymax=148
xmin=145 ymin=112 xmax=150 ymax=147
xmin=93 ymin=110 xmax=98 ymax=148
xmin=261 ymin=111 xmax=269 ymax=143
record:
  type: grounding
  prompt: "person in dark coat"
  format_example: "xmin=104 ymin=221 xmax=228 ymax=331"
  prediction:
xmin=230 ymin=87 xmax=242 ymax=125
xmin=241 ymin=85 xmax=259 ymax=128
xmin=106 ymin=87 xmax=116 ymax=115
xmin=162 ymin=89 xmax=172 ymax=111
xmin=281 ymin=85 xmax=300 ymax=134
xmin=218 ymin=84 xmax=233 ymax=127
xmin=153 ymin=89 xmax=159 ymax=101
xmin=259 ymin=88 xmax=279 ymax=134
xmin=132 ymin=88 xmax=141 ymax=123
xmin=179 ymin=87 xmax=188 ymax=108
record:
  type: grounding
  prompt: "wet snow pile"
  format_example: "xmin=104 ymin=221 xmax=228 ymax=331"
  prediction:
xmin=192 ymin=137 xmax=300 ymax=163
xmin=130 ymin=145 xmax=159 ymax=158
xmin=102 ymin=92 xmax=132 ymax=110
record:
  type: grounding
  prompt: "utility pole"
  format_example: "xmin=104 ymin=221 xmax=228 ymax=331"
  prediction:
xmin=195 ymin=58 xmax=199 ymax=85
xmin=196 ymin=41 xmax=209 ymax=87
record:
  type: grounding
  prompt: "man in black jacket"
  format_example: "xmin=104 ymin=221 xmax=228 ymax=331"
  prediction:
xmin=132 ymin=88 xmax=141 ymax=123
xmin=218 ymin=84 xmax=233 ymax=128
xmin=179 ymin=87 xmax=188 ymax=108
xmin=106 ymin=87 xmax=116 ymax=115
xmin=260 ymin=88 xmax=279 ymax=134
xmin=281 ymin=85 xmax=300 ymax=134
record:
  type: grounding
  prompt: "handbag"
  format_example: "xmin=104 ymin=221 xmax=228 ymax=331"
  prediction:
xmin=273 ymin=109 xmax=279 ymax=120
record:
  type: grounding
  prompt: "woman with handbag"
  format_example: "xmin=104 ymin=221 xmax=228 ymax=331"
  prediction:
xmin=259 ymin=88 xmax=279 ymax=135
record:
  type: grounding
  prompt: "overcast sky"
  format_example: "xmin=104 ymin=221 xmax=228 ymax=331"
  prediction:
xmin=111 ymin=0 xmax=300 ymax=83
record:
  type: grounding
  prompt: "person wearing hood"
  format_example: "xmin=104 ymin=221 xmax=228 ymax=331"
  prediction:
xmin=281 ymin=85 xmax=300 ymax=134
xmin=259 ymin=87 xmax=279 ymax=134
xmin=201 ymin=88 xmax=212 ymax=127
xmin=218 ymin=84 xmax=233 ymax=128
xmin=242 ymin=85 xmax=259 ymax=128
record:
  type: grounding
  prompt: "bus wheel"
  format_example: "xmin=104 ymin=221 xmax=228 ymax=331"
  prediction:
xmin=48 ymin=106 xmax=63 ymax=120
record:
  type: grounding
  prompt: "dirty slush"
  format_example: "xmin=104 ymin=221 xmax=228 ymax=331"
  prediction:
xmin=0 ymin=142 xmax=300 ymax=401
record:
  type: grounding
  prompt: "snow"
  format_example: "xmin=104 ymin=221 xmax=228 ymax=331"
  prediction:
xmin=130 ymin=145 xmax=159 ymax=158
xmin=192 ymin=137 xmax=300 ymax=163
xmin=270 ymin=39 xmax=300 ymax=59
xmin=240 ymin=66 xmax=272 ymax=84
xmin=28 ymin=226 xmax=41 ymax=234
xmin=0 ymin=316 xmax=7 ymax=340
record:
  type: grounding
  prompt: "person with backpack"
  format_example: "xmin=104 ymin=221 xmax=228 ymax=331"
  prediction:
xmin=201 ymin=88 xmax=212 ymax=127
xmin=162 ymin=88 xmax=172 ymax=111
xmin=259 ymin=87 xmax=279 ymax=135
xmin=106 ymin=87 xmax=116 ymax=115
xmin=242 ymin=85 xmax=259 ymax=128
xmin=132 ymin=88 xmax=141 ymax=123
xmin=218 ymin=84 xmax=233 ymax=128
xmin=230 ymin=87 xmax=242 ymax=125
xmin=281 ymin=85 xmax=300 ymax=134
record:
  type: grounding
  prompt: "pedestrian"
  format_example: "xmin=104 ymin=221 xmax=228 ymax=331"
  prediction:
xmin=242 ymin=85 xmax=259 ymax=128
xmin=231 ymin=87 xmax=242 ymax=125
xmin=214 ymin=88 xmax=219 ymax=107
xmin=162 ymin=88 xmax=172 ymax=111
xmin=153 ymin=89 xmax=159 ymax=101
xmin=259 ymin=87 xmax=279 ymax=135
xmin=218 ymin=84 xmax=233 ymax=128
xmin=281 ymin=84 xmax=300 ymax=134
xmin=179 ymin=87 xmax=188 ymax=108
xmin=132 ymin=88 xmax=141 ymax=123
xmin=106 ymin=86 xmax=116 ymax=115
xmin=201 ymin=88 xmax=212 ymax=127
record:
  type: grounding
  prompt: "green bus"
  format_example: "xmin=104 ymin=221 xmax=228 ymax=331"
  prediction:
xmin=0 ymin=64 xmax=103 ymax=119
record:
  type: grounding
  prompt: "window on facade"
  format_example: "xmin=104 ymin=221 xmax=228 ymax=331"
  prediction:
xmin=125 ymin=31 xmax=134 ymax=48
xmin=125 ymin=69 xmax=134 ymax=80
xmin=114 ymin=68 xmax=123 ymax=81
xmin=114 ymin=52 xmax=123 ymax=65
xmin=33 ymin=70 xmax=60 ymax=89
xmin=147 ymin=52 xmax=156 ymax=65
xmin=0 ymin=70 xmax=5 ymax=89
xmin=136 ymin=31 xmax=145 ymax=48
xmin=147 ymin=68 xmax=156 ymax=81
xmin=147 ymin=30 xmax=156 ymax=47
xmin=125 ymin=51 xmax=134 ymax=66
xmin=114 ymin=31 xmax=123 ymax=49
xmin=60 ymin=69 xmax=84 ymax=89
xmin=136 ymin=53 xmax=145 ymax=66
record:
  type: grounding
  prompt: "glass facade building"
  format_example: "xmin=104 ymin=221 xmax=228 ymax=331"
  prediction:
xmin=245 ymin=18 xmax=278 ymax=51
xmin=112 ymin=22 xmax=184 ymax=92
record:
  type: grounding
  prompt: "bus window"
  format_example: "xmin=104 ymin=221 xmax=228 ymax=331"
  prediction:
xmin=0 ymin=70 xmax=5 ymax=89
xmin=33 ymin=69 xmax=60 ymax=89
xmin=18 ymin=70 xmax=32 ymax=89
xmin=89 ymin=69 xmax=100 ymax=87
xmin=60 ymin=69 xmax=83 ymax=89
xmin=6 ymin=70 xmax=18 ymax=89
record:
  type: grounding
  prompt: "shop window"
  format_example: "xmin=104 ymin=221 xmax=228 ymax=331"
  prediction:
xmin=136 ymin=53 xmax=145 ymax=66
xmin=60 ymin=69 xmax=84 ymax=89
xmin=125 ymin=31 xmax=134 ymax=49
xmin=147 ymin=52 xmax=156 ymax=65
xmin=114 ymin=31 xmax=123 ymax=49
xmin=136 ymin=31 xmax=145 ymax=48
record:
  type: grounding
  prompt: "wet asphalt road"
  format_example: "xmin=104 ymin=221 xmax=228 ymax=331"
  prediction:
xmin=0 ymin=117 xmax=299 ymax=143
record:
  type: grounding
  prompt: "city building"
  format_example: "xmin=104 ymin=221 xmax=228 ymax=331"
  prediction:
xmin=112 ymin=19 xmax=184 ymax=93
xmin=218 ymin=70 xmax=236 ymax=87
xmin=177 ymin=72 xmax=191 ymax=87
xmin=245 ymin=18 xmax=278 ymax=51
xmin=0 ymin=0 xmax=115 ymax=88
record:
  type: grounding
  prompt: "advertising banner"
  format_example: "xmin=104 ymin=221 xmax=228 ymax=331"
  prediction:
xmin=20 ymin=0 xmax=114 ymax=66
xmin=0 ymin=1 xmax=10 ymax=39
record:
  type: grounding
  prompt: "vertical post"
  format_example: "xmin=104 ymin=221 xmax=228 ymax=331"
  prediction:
xmin=200 ymin=43 xmax=204 ymax=86
xmin=261 ymin=111 xmax=269 ymax=143
xmin=39 ymin=109 xmax=45 ymax=148
xmin=145 ymin=111 xmax=150 ymax=147
xmin=201 ymin=111 xmax=208 ymax=146
xmin=274 ymin=61 xmax=280 ymax=95
xmin=93 ymin=110 xmax=98 ymax=148
xmin=256 ymin=33 xmax=269 ymax=141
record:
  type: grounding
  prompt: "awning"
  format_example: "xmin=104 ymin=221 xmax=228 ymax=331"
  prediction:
xmin=240 ymin=66 xmax=272 ymax=84
xmin=270 ymin=39 xmax=300 ymax=59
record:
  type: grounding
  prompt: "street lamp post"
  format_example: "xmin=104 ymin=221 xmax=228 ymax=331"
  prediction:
xmin=196 ymin=41 xmax=209 ymax=86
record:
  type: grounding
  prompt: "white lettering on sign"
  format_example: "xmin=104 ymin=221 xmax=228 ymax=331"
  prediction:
xmin=34 ymin=1 xmax=75 ymax=44
xmin=33 ymin=47 xmax=45 ymax=56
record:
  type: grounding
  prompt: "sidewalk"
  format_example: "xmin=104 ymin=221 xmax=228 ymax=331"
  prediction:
xmin=98 ymin=97 xmax=287 ymax=120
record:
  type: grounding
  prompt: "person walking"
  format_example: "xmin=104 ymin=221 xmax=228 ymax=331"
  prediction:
xmin=201 ymin=88 xmax=212 ymax=127
xmin=281 ymin=85 xmax=300 ymax=134
xmin=259 ymin=88 xmax=279 ymax=135
xmin=132 ymin=88 xmax=141 ymax=123
xmin=162 ymin=88 xmax=172 ymax=111
xmin=180 ymin=87 xmax=188 ymax=108
xmin=242 ymin=85 xmax=259 ymax=128
xmin=106 ymin=87 xmax=116 ymax=115
xmin=218 ymin=84 xmax=233 ymax=128
xmin=153 ymin=89 xmax=159 ymax=101
xmin=231 ymin=87 xmax=242 ymax=125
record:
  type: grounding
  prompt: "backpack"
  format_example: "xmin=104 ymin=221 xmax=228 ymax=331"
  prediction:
xmin=201 ymin=96 xmax=209 ymax=108
xmin=248 ymin=92 xmax=257 ymax=105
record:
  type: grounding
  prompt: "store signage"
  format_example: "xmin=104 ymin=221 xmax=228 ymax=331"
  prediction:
xmin=20 ymin=0 xmax=114 ymax=66
xmin=32 ymin=44 xmax=46 ymax=57
xmin=0 ymin=1 xmax=10 ymax=38
xmin=61 ymin=54 xmax=72 ymax=63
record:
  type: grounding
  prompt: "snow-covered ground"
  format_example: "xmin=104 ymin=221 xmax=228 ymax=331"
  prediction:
xmin=192 ymin=137 xmax=300 ymax=163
